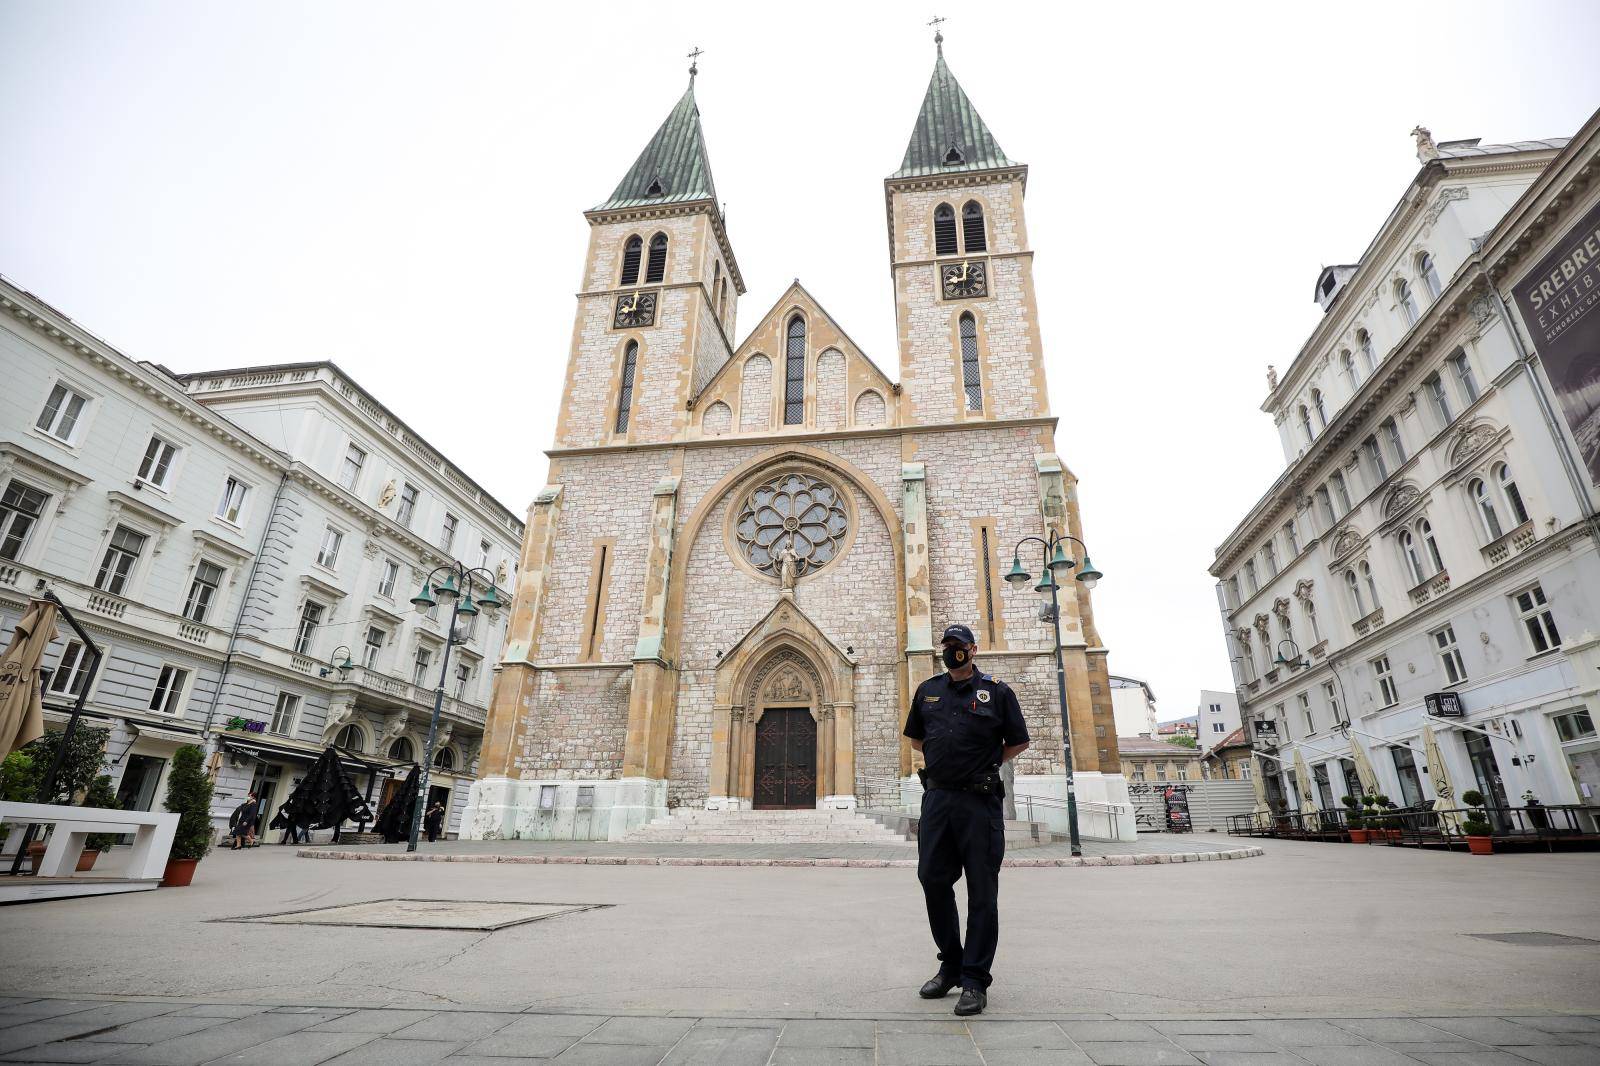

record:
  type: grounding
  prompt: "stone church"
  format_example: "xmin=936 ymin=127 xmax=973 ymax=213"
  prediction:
xmin=466 ymin=45 xmax=1130 ymax=841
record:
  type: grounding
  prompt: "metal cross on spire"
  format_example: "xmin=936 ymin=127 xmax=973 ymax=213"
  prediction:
xmin=928 ymin=15 xmax=945 ymax=54
xmin=688 ymin=46 xmax=703 ymax=82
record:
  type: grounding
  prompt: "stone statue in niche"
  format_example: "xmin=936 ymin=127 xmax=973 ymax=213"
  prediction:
xmin=379 ymin=480 xmax=397 ymax=507
xmin=778 ymin=545 xmax=799 ymax=592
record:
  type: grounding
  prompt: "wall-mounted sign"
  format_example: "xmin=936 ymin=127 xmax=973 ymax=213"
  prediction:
xmin=1425 ymin=692 xmax=1464 ymax=718
xmin=1511 ymin=197 xmax=1600 ymax=490
xmin=226 ymin=716 xmax=266 ymax=733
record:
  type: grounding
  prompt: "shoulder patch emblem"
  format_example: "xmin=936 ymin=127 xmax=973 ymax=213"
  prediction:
xmin=923 ymin=695 xmax=940 ymax=702
xmin=976 ymin=690 xmax=991 ymax=703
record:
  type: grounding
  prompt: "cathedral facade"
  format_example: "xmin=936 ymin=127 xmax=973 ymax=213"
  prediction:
xmin=465 ymin=49 xmax=1131 ymax=841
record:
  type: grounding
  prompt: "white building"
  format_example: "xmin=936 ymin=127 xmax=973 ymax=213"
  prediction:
xmin=0 ymin=277 xmax=521 ymax=837
xmin=1208 ymin=117 xmax=1600 ymax=827
xmin=1109 ymin=675 xmax=1158 ymax=740
xmin=1195 ymin=689 xmax=1241 ymax=753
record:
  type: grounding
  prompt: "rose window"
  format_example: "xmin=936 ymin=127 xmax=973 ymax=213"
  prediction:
xmin=734 ymin=472 xmax=849 ymax=578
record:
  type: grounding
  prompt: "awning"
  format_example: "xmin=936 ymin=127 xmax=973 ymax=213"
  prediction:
xmin=132 ymin=724 xmax=204 ymax=747
xmin=221 ymin=736 xmax=401 ymax=776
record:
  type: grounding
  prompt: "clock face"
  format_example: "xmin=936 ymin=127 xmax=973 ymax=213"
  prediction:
xmin=613 ymin=291 xmax=657 ymax=328
xmin=941 ymin=260 xmax=987 ymax=300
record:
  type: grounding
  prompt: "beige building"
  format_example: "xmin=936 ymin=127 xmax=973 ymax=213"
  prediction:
xmin=467 ymin=47 xmax=1129 ymax=841
xmin=1118 ymin=735 xmax=1204 ymax=785
xmin=1200 ymin=727 xmax=1255 ymax=782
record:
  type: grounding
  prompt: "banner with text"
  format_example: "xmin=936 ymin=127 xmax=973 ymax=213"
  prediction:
xmin=1512 ymin=197 xmax=1600 ymax=489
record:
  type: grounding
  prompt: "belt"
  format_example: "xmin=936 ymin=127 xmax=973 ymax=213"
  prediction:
xmin=921 ymin=770 xmax=1003 ymax=795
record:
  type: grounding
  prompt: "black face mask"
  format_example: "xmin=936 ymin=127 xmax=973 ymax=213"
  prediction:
xmin=943 ymin=645 xmax=971 ymax=670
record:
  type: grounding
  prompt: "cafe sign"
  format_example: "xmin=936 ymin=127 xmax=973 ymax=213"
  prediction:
xmin=225 ymin=716 xmax=266 ymax=733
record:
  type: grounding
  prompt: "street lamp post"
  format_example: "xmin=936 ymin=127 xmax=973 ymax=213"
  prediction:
xmin=1002 ymin=531 xmax=1103 ymax=857
xmin=406 ymin=562 xmax=505 ymax=853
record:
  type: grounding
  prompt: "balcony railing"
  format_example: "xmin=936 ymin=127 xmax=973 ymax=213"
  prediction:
xmin=1482 ymin=520 xmax=1536 ymax=567
xmin=337 ymin=664 xmax=487 ymax=727
xmin=1408 ymin=570 xmax=1451 ymax=607
xmin=2 ymin=562 xmax=226 ymax=651
xmin=1227 ymin=803 xmax=1599 ymax=849
xmin=1352 ymin=607 xmax=1385 ymax=637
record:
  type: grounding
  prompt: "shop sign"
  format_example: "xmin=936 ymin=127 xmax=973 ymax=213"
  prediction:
xmin=1424 ymin=692 xmax=1464 ymax=718
xmin=226 ymin=716 xmax=266 ymax=733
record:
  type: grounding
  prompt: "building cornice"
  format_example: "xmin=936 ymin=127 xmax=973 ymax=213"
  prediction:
xmin=544 ymin=415 xmax=1059 ymax=459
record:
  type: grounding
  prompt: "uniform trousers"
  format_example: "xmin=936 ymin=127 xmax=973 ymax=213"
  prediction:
xmin=916 ymin=786 xmax=1005 ymax=990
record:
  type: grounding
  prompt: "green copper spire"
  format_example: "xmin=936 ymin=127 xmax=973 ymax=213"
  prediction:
xmin=891 ymin=52 xmax=1017 ymax=180
xmin=593 ymin=82 xmax=720 ymax=212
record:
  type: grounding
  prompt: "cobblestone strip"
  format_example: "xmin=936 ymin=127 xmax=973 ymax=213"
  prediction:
xmin=296 ymin=846 xmax=1266 ymax=867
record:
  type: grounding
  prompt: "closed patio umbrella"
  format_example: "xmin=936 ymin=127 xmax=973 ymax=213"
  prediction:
xmin=0 ymin=599 xmax=59 ymax=756
xmin=1347 ymin=735 xmax=1380 ymax=797
xmin=1421 ymin=726 xmax=1461 ymax=831
xmin=1293 ymin=747 xmax=1320 ymax=816
xmin=1250 ymin=754 xmax=1270 ymax=822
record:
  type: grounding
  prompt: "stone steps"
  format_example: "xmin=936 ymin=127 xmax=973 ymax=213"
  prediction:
xmin=622 ymin=809 xmax=913 ymax=845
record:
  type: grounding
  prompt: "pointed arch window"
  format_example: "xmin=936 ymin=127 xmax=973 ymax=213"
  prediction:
xmin=1496 ymin=463 xmax=1529 ymax=525
xmin=961 ymin=201 xmax=987 ymax=252
xmin=615 ymin=341 xmax=638 ymax=434
xmin=1470 ymin=477 xmax=1503 ymax=541
xmin=645 ymin=233 xmax=668 ymax=284
xmin=959 ymin=312 xmax=982 ymax=412
xmin=784 ymin=316 xmax=806 ymax=425
xmin=620 ymin=236 xmax=643 ymax=287
xmin=933 ymin=203 xmax=958 ymax=256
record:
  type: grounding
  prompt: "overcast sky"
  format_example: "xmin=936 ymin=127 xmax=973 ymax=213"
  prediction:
xmin=4 ymin=0 xmax=1598 ymax=721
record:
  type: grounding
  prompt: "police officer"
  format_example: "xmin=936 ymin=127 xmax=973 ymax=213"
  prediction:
xmin=903 ymin=623 xmax=1030 ymax=1016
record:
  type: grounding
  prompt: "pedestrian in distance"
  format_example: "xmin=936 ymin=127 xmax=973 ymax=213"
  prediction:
xmin=903 ymin=623 xmax=1030 ymax=1017
xmin=424 ymin=800 xmax=446 ymax=843
xmin=230 ymin=791 xmax=260 ymax=851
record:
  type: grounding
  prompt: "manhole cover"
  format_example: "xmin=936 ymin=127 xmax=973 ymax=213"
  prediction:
xmin=219 ymin=899 xmax=604 ymax=931
xmin=1465 ymin=932 xmax=1599 ymax=946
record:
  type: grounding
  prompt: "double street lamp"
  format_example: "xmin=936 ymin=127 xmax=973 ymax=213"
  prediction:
xmin=1003 ymin=531 xmax=1103 ymax=857
xmin=406 ymin=562 xmax=505 ymax=853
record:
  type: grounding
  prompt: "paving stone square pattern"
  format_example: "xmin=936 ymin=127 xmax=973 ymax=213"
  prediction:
xmin=221 ymin=899 xmax=601 ymax=931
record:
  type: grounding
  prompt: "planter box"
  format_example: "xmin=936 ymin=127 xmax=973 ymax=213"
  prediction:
xmin=1348 ymin=829 xmax=1369 ymax=843
xmin=1467 ymin=835 xmax=1494 ymax=856
xmin=161 ymin=858 xmax=198 ymax=887
xmin=75 ymin=849 xmax=99 ymax=872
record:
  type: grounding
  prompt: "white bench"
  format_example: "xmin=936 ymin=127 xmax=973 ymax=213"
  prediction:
xmin=0 ymin=802 xmax=178 ymax=881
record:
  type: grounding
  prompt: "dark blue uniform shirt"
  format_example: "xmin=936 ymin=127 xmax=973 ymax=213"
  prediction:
xmin=903 ymin=671 xmax=1029 ymax=784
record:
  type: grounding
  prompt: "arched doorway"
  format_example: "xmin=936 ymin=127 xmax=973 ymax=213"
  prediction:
xmin=752 ymin=658 xmax=819 ymax=809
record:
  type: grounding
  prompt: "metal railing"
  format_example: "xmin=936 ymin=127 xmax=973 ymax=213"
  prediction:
xmin=1227 ymin=803 xmax=1599 ymax=851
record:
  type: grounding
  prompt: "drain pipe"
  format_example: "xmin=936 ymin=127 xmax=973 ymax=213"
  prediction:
xmin=199 ymin=468 xmax=291 ymax=760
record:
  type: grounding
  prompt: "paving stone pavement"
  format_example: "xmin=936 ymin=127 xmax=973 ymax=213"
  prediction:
xmin=0 ymin=1000 xmax=1596 ymax=1065
xmin=294 ymin=832 xmax=1264 ymax=868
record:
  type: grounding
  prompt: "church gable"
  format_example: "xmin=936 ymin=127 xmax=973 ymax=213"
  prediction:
xmin=692 ymin=281 xmax=896 ymax=438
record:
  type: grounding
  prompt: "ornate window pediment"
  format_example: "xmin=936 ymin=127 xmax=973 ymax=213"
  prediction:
xmin=1330 ymin=527 xmax=1364 ymax=561
xmin=1448 ymin=419 xmax=1502 ymax=468
xmin=1382 ymin=482 xmax=1423 ymax=521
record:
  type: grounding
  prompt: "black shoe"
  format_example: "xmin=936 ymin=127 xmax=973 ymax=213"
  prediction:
xmin=953 ymin=987 xmax=986 ymax=1016
xmin=919 ymin=973 xmax=959 ymax=999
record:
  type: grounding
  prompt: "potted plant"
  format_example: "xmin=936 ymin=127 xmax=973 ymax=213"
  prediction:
xmin=1522 ymin=790 xmax=1548 ymax=830
xmin=1460 ymin=789 xmax=1493 ymax=855
xmin=1341 ymin=795 xmax=1369 ymax=843
xmin=4 ymin=727 xmax=111 ymax=873
xmin=161 ymin=745 xmax=214 ymax=887
xmin=77 ymin=775 xmax=122 ymax=872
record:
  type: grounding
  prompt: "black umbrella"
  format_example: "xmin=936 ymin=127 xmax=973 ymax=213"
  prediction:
xmin=374 ymin=763 xmax=419 ymax=844
xmin=270 ymin=747 xmax=373 ymax=833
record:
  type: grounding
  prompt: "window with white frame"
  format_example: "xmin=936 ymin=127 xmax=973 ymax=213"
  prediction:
xmin=412 ymin=645 xmax=433 ymax=687
xmin=396 ymin=483 xmax=419 ymax=527
xmin=1360 ymin=561 xmax=1379 ymax=612
xmin=1226 ymin=576 xmax=1241 ymax=609
xmin=1311 ymin=389 xmax=1328 ymax=429
xmin=183 ymin=560 xmax=225 ymax=623
xmin=1330 ymin=472 xmax=1351 ymax=514
xmin=148 ymin=665 xmax=188 ymax=714
xmin=0 ymin=481 xmax=50 ymax=562
xmin=378 ymin=558 xmax=399 ymax=599
xmin=440 ymin=513 xmax=458 ymax=552
xmin=1357 ymin=329 xmax=1376 ymax=372
xmin=362 ymin=626 xmax=385 ymax=669
xmin=1399 ymin=528 xmax=1425 ymax=585
xmin=316 ymin=526 xmax=343 ymax=569
xmin=269 ymin=692 xmax=301 ymax=736
xmin=1363 ymin=436 xmax=1388 ymax=484
xmin=1239 ymin=761 xmax=1252 ymax=780
xmin=1448 ymin=350 xmax=1479 ymax=403
xmin=1432 ymin=624 xmax=1466 ymax=685
xmin=1262 ymin=541 xmax=1278 ymax=578
xmin=1212 ymin=720 xmax=1227 ymax=733
xmin=478 ymin=539 xmax=491 ymax=570
xmin=215 ymin=476 xmax=249 ymax=524
xmin=294 ymin=601 xmax=325 ymax=656
xmin=1515 ymin=585 xmax=1560 ymax=655
xmin=1298 ymin=405 xmax=1315 ymax=445
xmin=48 ymin=640 xmax=92 ymax=696
xmin=1284 ymin=519 xmax=1299 ymax=556
xmin=454 ymin=662 xmax=471 ymax=699
xmin=1496 ymin=463 xmax=1529 ymax=526
xmin=1553 ymin=709 xmax=1596 ymax=743
xmin=1382 ymin=417 xmax=1407 ymax=465
xmin=137 ymin=435 xmax=178 ymax=488
xmin=1341 ymin=351 xmax=1360 ymax=391
xmin=340 ymin=444 xmax=366 ymax=491
xmin=1423 ymin=372 xmax=1453 ymax=427
xmin=1418 ymin=518 xmax=1443 ymax=574
xmin=1417 ymin=252 xmax=1442 ymax=300
xmin=94 ymin=526 xmax=147 ymax=595
xmin=1396 ymin=279 xmax=1419 ymax=325
xmin=1316 ymin=486 xmax=1335 ymax=527
xmin=1345 ymin=568 xmax=1365 ymax=617
xmin=1372 ymin=655 xmax=1398 ymax=707
xmin=1323 ymin=681 xmax=1342 ymax=726
xmin=1296 ymin=691 xmax=1314 ymax=734
xmin=35 ymin=383 xmax=88 ymax=443
xmin=1470 ymin=477 xmax=1503 ymax=541
xmin=1242 ymin=561 xmax=1258 ymax=597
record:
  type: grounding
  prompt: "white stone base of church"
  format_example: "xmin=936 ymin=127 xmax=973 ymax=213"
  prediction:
xmin=462 ymin=775 xmax=668 ymax=842
xmin=898 ymin=772 xmax=1137 ymax=842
